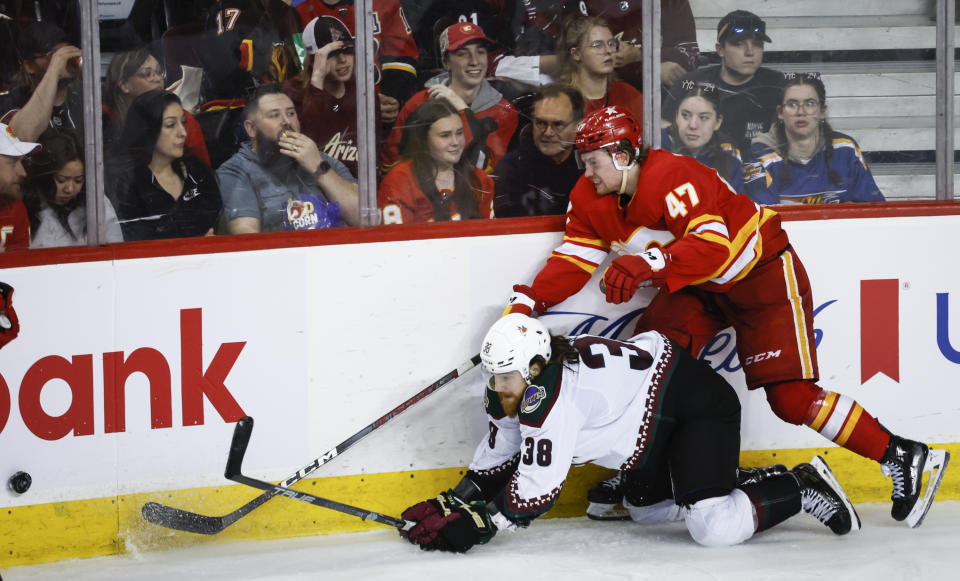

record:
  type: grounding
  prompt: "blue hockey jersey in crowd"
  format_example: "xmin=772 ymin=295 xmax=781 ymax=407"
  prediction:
xmin=744 ymin=131 xmax=885 ymax=205
xmin=660 ymin=128 xmax=745 ymax=193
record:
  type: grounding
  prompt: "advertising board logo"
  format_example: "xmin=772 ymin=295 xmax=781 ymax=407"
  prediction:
xmin=0 ymin=308 xmax=246 ymax=440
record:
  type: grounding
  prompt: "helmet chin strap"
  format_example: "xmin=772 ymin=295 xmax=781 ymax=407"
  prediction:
xmin=618 ymin=168 xmax=630 ymax=195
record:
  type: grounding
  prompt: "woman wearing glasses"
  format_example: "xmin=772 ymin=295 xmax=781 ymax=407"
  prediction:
xmin=745 ymin=74 xmax=884 ymax=204
xmin=557 ymin=16 xmax=643 ymax=120
xmin=102 ymin=48 xmax=211 ymax=165
xmin=661 ymin=81 xmax=744 ymax=192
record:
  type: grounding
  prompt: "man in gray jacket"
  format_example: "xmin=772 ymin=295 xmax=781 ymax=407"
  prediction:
xmin=217 ymin=85 xmax=359 ymax=234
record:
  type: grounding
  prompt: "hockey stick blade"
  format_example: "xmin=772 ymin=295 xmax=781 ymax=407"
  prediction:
xmin=142 ymin=354 xmax=481 ymax=534
xmin=224 ymin=416 xmax=414 ymax=531
xmin=224 ymin=415 xmax=254 ymax=480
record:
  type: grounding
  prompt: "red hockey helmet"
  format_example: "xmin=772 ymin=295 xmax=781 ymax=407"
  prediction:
xmin=575 ymin=106 xmax=642 ymax=169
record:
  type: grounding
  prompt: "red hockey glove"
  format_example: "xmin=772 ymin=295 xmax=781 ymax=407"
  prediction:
xmin=601 ymin=248 xmax=671 ymax=304
xmin=0 ymin=282 xmax=20 ymax=350
xmin=503 ymin=284 xmax=548 ymax=317
xmin=400 ymin=490 xmax=496 ymax=553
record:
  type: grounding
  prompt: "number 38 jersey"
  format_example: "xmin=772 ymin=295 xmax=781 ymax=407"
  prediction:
xmin=470 ymin=332 xmax=676 ymax=524
xmin=528 ymin=149 xmax=791 ymax=310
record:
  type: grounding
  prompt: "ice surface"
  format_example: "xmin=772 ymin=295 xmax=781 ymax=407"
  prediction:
xmin=6 ymin=502 xmax=959 ymax=580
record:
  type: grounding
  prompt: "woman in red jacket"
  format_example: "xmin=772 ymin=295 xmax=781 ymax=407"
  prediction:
xmin=379 ymin=98 xmax=494 ymax=224
xmin=557 ymin=15 xmax=644 ymax=120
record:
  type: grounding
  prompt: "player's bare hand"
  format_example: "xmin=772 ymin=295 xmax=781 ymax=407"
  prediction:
xmin=278 ymin=129 xmax=322 ymax=171
xmin=48 ymin=45 xmax=83 ymax=80
xmin=379 ymin=93 xmax=400 ymax=123
xmin=428 ymin=84 xmax=468 ymax=111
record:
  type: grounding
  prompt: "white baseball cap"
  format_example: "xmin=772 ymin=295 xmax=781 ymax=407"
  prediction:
xmin=0 ymin=123 xmax=40 ymax=157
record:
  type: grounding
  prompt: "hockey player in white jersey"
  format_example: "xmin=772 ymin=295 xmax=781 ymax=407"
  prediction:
xmin=399 ymin=314 xmax=861 ymax=553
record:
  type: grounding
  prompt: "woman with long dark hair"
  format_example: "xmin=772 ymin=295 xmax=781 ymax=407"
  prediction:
xmin=103 ymin=48 xmax=210 ymax=165
xmin=22 ymin=128 xmax=123 ymax=247
xmin=378 ymin=98 xmax=494 ymax=224
xmin=109 ymin=90 xmax=221 ymax=241
xmin=745 ymin=73 xmax=884 ymax=204
xmin=662 ymin=82 xmax=744 ymax=191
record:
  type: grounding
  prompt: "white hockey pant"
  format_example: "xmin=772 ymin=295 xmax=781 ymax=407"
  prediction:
xmin=624 ymin=498 xmax=684 ymax=524
xmin=683 ymin=489 xmax=756 ymax=547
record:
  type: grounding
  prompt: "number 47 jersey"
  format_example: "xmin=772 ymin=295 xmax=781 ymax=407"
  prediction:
xmin=471 ymin=332 xmax=676 ymax=525
xmin=528 ymin=149 xmax=791 ymax=311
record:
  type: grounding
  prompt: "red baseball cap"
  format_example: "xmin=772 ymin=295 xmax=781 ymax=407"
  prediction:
xmin=439 ymin=22 xmax=493 ymax=53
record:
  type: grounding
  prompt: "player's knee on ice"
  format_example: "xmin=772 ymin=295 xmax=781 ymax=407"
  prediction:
xmin=684 ymin=490 xmax=755 ymax=547
xmin=625 ymin=498 xmax=684 ymax=524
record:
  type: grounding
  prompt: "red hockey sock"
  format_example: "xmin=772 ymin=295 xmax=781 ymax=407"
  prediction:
xmin=806 ymin=390 xmax=891 ymax=461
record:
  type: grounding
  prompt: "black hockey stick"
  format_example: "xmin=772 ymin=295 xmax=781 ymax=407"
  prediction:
xmin=225 ymin=416 xmax=414 ymax=531
xmin=142 ymin=354 xmax=481 ymax=534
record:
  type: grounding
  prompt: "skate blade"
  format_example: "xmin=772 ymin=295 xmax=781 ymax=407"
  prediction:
xmin=810 ymin=455 xmax=862 ymax=532
xmin=586 ymin=502 xmax=630 ymax=521
xmin=906 ymin=449 xmax=950 ymax=528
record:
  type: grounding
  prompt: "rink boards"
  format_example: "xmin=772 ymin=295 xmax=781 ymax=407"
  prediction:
xmin=2 ymin=211 xmax=960 ymax=566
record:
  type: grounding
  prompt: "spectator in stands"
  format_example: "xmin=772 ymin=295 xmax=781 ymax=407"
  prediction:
xmin=583 ymin=0 xmax=699 ymax=87
xmin=217 ymin=84 xmax=359 ymax=233
xmin=198 ymin=0 xmax=301 ymax=102
xmin=0 ymin=21 xmax=83 ymax=141
xmin=283 ymin=15 xmax=372 ymax=181
xmin=382 ymin=22 xmax=519 ymax=174
xmin=495 ymin=1 xmax=699 ymax=91
xmin=103 ymin=49 xmax=211 ymax=166
xmin=493 ymin=84 xmax=583 ymax=217
xmin=401 ymin=0 xmax=512 ymax=83
xmin=293 ymin=0 xmax=420 ymax=125
xmin=745 ymin=73 xmax=885 ymax=205
xmin=379 ymin=98 xmax=494 ymax=224
xmin=0 ymin=122 xmax=38 ymax=252
xmin=21 ymin=128 xmax=123 ymax=247
xmin=109 ymin=91 xmax=222 ymax=241
xmin=664 ymin=10 xmax=784 ymax=159
xmin=557 ymin=16 xmax=643 ymax=119
xmin=661 ymin=81 xmax=744 ymax=192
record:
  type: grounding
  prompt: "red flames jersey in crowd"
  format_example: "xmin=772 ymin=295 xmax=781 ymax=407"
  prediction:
xmin=529 ymin=149 xmax=789 ymax=308
xmin=583 ymin=81 xmax=644 ymax=121
xmin=381 ymin=88 xmax=518 ymax=172
xmin=0 ymin=198 xmax=29 ymax=252
xmin=378 ymin=159 xmax=494 ymax=224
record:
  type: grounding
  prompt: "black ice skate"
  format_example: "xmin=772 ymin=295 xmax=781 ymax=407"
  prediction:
xmin=586 ymin=471 xmax=630 ymax=521
xmin=881 ymin=435 xmax=950 ymax=528
xmin=736 ymin=464 xmax=788 ymax=487
xmin=793 ymin=457 xmax=861 ymax=535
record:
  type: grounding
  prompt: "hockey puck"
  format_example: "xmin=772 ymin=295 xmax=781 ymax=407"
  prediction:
xmin=8 ymin=471 xmax=31 ymax=494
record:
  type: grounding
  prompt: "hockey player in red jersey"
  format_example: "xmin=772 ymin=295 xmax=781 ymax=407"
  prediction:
xmin=399 ymin=314 xmax=860 ymax=552
xmin=503 ymin=105 xmax=949 ymax=528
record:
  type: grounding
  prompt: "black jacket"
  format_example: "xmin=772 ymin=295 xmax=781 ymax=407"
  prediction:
xmin=492 ymin=137 xmax=580 ymax=217
xmin=111 ymin=154 xmax=222 ymax=241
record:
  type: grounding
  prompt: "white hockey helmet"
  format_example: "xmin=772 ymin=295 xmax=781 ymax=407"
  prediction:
xmin=480 ymin=313 xmax=552 ymax=383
